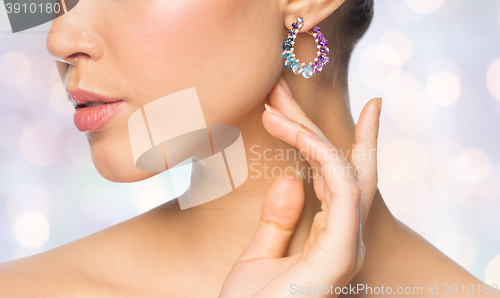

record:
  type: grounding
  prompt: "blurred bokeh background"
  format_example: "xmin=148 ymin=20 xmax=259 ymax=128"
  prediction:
xmin=0 ymin=0 xmax=499 ymax=285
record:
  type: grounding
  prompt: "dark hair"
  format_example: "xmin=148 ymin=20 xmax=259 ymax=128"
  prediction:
xmin=323 ymin=0 xmax=374 ymax=94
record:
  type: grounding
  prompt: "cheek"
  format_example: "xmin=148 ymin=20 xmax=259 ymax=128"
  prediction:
xmin=89 ymin=0 xmax=282 ymax=182
xmin=109 ymin=0 xmax=282 ymax=124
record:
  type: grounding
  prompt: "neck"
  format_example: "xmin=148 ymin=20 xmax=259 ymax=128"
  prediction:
xmin=173 ymin=73 xmax=356 ymax=254
xmin=70 ymin=74 xmax=361 ymax=296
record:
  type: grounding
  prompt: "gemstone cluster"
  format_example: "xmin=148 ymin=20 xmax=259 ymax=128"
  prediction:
xmin=282 ymin=17 xmax=330 ymax=79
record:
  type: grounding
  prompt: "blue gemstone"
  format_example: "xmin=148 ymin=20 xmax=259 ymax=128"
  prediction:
xmin=283 ymin=42 xmax=292 ymax=50
xmin=286 ymin=36 xmax=293 ymax=42
xmin=302 ymin=65 xmax=313 ymax=79
xmin=282 ymin=50 xmax=293 ymax=59
xmin=288 ymin=29 xmax=295 ymax=35
xmin=297 ymin=17 xmax=303 ymax=24
xmin=292 ymin=63 xmax=303 ymax=75
xmin=285 ymin=57 xmax=296 ymax=68
xmin=292 ymin=23 xmax=299 ymax=29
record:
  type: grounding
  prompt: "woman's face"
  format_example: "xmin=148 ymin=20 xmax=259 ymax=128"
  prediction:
xmin=46 ymin=0 xmax=284 ymax=182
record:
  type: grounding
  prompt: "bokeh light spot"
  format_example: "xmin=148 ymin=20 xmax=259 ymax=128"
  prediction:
xmin=379 ymin=31 xmax=413 ymax=63
xmin=475 ymin=165 xmax=500 ymax=200
xmin=456 ymin=148 xmax=491 ymax=184
xmin=384 ymin=72 xmax=436 ymax=135
xmin=486 ymin=254 xmax=500 ymax=286
xmin=426 ymin=72 xmax=461 ymax=106
xmin=404 ymin=0 xmax=446 ymax=14
xmin=382 ymin=138 xmax=427 ymax=184
xmin=487 ymin=58 xmax=500 ymax=102
xmin=0 ymin=52 xmax=31 ymax=87
xmin=357 ymin=44 xmax=403 ymax=89
xmin=20 ymin=121 xmax=65 ymax=166
xmin=14 ymin=211 xmax=50 ymax=248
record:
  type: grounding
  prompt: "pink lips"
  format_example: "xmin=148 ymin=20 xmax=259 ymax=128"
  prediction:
xmin=66 ymin=89 xmax=125 ymax=132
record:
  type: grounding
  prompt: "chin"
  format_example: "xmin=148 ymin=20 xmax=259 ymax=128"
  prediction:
xmin=87 ymin=131 xmax=159 ymax=183
xmin=94 ymin=161 xmax=158 ymax=183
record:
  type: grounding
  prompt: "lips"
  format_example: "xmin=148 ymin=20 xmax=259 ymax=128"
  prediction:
xmin=66 ymin=89 xmax=125 ymax=132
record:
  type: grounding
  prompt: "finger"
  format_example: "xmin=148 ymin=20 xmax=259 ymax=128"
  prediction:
xmin=263 ymin=110 xmax=329 ymax=208
xmin=265 ymin=100 xmax=362 ymax=245
xmin=268 ymin=76 xmax=330 ymax=144
xmin=311 ymin=167 xmax=328 ymax=212
xmin=238 ymin=170 xmax=305 ymax=262
xmin=262 ymin=107 xmax=321 ymax=170
xmin=295 ymin=131 xmax=361 ymax=254
xmin=300 ymin=211 xmax=327 ymax=261
xmin=262 ymin=105 xmax=301 ymax=148
xmin=350 ymin=97 xmax=381 ymax=225
xmin=267 ymin=79 xmax=356 ymax=176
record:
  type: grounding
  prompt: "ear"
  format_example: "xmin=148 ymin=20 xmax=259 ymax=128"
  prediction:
xmin=281 ymin=0 xmax=345 ymax=32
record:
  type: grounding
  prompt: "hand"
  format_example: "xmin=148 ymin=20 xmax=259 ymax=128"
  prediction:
xmin=218 ymin=77 xmax=382 ymax=298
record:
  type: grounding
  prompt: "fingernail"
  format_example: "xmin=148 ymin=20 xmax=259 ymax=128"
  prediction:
xmin=279 ymin=76 xmax=292 ymax=96
xmin=299 ymin=124 xmax=317 ymax=139
xmin=284 ymin=167 xmax=304 ymax=181
xmin=264 ymin=103 xmax=287 ymax=118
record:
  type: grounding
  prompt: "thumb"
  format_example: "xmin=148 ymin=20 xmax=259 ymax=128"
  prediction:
xmin=237 ymin=169 xmax=305 ymax=262
xmin=350 ymin=97 xmax=381 ymax=226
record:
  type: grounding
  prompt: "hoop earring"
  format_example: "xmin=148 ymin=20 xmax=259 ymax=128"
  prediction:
xmin=282 ymin=17 xmax=330 ymax=79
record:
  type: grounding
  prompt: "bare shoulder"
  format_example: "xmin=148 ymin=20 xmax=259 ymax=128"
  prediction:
xmin=0 ymin=199 xmax=205 ymax=298
xmin=0 ymin=247 xmax=90 ymax=297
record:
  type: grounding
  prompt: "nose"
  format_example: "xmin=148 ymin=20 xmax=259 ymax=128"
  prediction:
xmin=46 ymin=4 xmax=104 ymax=66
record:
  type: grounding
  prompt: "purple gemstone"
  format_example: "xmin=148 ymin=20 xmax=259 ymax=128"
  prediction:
xmin=292 ymin=23 xmax=299 ymax=29
xmin=320 ymin=47 xmax=329 ymax=55
xmin=318 ymin=38 xmax=328 ymax=47
xmin=322 ymin=56 xmax=330 ymax=66
xmin=317 ymin=55 xmax=325 ymax=63
xmin=313 ymin=63 xmax=322 ymax=74
xmin=312 ymin=26 xmax=320 ymax=33
xmin=316 ymin=33 xmax=324 ymax=40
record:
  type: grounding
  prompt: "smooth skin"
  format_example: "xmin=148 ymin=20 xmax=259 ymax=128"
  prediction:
xmin=0 ymin=0 xmax=497 ymax=296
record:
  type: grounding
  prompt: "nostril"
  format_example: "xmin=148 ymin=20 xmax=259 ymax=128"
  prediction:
xmin=67 ymin=52 xmax=90 ymax=61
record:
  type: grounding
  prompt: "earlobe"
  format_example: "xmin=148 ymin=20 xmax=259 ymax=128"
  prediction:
xmin=282 ymin=0 xmax=345 ymax=32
